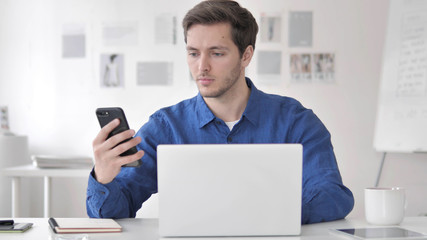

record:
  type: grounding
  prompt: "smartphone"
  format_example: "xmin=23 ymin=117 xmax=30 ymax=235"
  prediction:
xmin=96 ymin=107 xmax=142 ymax=167
xmin=0 ymin=223 xmax=33 ymax=233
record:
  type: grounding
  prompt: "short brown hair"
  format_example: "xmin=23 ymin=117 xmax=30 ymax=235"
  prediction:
xmin=182 ymin=0 xmax=258 ymax=57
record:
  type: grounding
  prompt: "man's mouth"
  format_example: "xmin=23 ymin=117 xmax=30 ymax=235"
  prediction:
xmin=197 ymin=77 xmax=214 ymax=85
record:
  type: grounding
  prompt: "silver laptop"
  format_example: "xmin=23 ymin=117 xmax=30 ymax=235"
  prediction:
xmin=157 ymin=144 xmax=302 ymax=237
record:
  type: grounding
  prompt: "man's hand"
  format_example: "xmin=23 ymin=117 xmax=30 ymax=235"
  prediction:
xmin=92 ymin=119 xmax=145 ymax=184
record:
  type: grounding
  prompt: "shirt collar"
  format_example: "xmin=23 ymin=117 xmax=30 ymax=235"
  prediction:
xmin=196 ymin=93 xmax=216 ymax=128
xmin=195 ymin=77 xmax=260 ymax=128
xmin=241 ymin=77 xmax=260 ymax=127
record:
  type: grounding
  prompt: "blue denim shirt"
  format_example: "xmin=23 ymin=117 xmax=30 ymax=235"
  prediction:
xmin=86 ymin=78 xmax=354 ymax=224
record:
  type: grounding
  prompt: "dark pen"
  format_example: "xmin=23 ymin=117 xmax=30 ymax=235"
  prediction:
xmin=0 ymin=220 xmax=14 ymax=225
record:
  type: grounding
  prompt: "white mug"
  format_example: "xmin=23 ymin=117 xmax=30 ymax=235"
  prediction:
xmin=365 ymin=187 xmax=406 ymax=225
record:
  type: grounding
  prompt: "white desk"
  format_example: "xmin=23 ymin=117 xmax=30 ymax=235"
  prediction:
xmin=1 ymin=165 xmax=91 ymax=218
xmin=2 ymin=217 xmax=427 ymax=240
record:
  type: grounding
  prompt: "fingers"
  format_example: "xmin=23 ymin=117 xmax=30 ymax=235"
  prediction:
xmin=117 ymin=150 xmax=145 ymax=167
xmin=92 ymin=117 xmax=135 ymax=152
xmin=93 ymin=118 xmax=120 ymax=146
xmin=104 ymin=129 xmax=136 ymax=151
xmin=111 ymin=136 xmax=142 ymax=156
xmin=93 ymin=127 xmax=143 ymax=163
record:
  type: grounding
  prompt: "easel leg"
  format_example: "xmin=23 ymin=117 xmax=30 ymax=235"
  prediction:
xmin=375 ymin=152 xmax=387 ymax=187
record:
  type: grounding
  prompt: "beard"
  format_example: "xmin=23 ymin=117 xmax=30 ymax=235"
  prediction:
xmin=197 ymin=60 xmax=243 ymax=99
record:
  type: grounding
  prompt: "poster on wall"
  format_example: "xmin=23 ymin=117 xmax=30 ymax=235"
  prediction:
xmin=155 ymin=13 xmax=177 ymax=45
xmin=288 ymin=11 xmax=313 ymax=47
xmin=102 ymin=21 xmax=138 ymax=46
xmin=257 ymin=50 xmax=282 ymax=84
xmin=260 ymin=13 xmax=282 ymax=43
xmin=62 ymin=23 xmax=86 ymax=58
xmin=313 ymin=53 xmax=335 ymax=83
xmin=100 ymin=54 xmax=125 ymax=88
xmin=137 ymin=62 xmax=173 ymax=86
xmin=289 ymin=53 xmax=335 ymax=84
xmin=290 ymin=53 xmax=312 ymax=82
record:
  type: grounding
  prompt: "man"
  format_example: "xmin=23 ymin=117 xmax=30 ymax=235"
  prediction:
xmin=87 ymin=0 xmax=354 ymax=224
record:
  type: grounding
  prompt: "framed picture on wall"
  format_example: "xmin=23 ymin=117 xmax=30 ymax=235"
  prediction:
xmin=0 ymin=106 xmax=9 ymax=131
xmin=100 ymin=54 xmax=125 ymax=88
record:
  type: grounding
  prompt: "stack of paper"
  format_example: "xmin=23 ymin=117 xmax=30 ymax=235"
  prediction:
xmin=32 ymin=155 xmax=93 ymax=169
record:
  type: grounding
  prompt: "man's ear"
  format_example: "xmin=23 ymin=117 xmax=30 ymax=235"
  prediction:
xmin=241 ymin=45 xmax=254 ymax=67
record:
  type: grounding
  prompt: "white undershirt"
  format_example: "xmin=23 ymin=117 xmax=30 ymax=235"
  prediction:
xmin=225 ymin=120 xmax=239 ymax=131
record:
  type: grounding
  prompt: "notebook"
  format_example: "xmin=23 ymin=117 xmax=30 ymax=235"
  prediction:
xmin=157 ymin=144 xmax=303 ymax=237
xmin=48 ymin=218 xmax=122 ymax=233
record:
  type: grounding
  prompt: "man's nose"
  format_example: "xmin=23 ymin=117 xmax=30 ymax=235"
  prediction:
xmin=198 ymin=54 xmax=210 ymax=73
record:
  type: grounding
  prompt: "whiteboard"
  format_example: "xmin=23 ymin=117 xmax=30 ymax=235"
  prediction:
xmin=374 ymin=0 xmax=427 ymax=152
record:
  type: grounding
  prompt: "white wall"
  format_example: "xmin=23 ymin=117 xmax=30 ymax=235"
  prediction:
xmin=1 ymin=0 xmax=425 ymax=219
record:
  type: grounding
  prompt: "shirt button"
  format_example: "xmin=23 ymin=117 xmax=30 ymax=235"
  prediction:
xmin=216 ymin=121 xmax=221 ymax=125
xmin=227 ymin=137 xmax=232 ymax=143
xmin=100 ymin=191 xmax=105 ymax=195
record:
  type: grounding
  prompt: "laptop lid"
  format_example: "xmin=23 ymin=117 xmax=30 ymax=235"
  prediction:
xmin=157 ymin=144 xmax=302 ymax=237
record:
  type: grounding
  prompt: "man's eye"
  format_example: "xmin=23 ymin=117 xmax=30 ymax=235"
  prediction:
xmin=188 ymin=52 xmax=198 ymax=57
xmin=213 ymin=53 xmax=224 ymax=56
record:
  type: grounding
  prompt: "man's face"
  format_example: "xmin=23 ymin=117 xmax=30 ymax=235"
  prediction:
xmin=186 ymin=23 xmax=245 ymax=99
